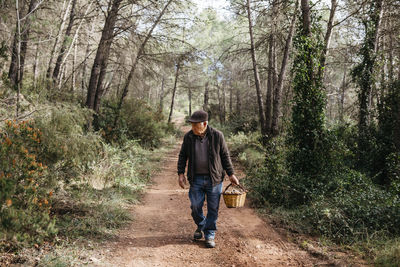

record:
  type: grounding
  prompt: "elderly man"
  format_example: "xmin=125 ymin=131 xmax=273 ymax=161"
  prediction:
xmin=177 ymin=110 xmax=239 ymax=248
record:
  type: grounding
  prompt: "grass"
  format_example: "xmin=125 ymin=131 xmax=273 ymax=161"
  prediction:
xmin=0 ymin=133 xmax=179 ymax=266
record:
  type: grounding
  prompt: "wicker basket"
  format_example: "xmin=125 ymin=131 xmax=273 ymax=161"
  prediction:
xmin=223 ymin=183 xmax=247 ymax=208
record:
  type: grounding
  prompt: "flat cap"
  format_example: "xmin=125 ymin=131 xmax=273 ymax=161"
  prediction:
xmin=188 ymin=110 xmax=208 ymax=123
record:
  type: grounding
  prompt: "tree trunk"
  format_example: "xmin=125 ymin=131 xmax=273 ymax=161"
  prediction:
xmin=265 ymin=33 xmax=274 ymax=134
xmin=188 ymin=87 xmax=192 ymax=116
xmin=318 ymin=0 xmax=337 ymax=80
xmin=168 ymin=62 xmax=180 ymax=124
xmin=301 ymin=0 xmax=313 ymax=84
xmin=379 ymin=36 xmax=386 ymax=105
xmin=159 ymin=76 xmax=165 ymax=112
xmin=339 ymin=68 xmax=347 ymax=122
xmin=81 ymin=21 xmax=94 ymax=98
xmin=229 ymin=83 xmax=233 ymax=115
xmin=33 ymin=38 xmax=40 ymax=90
xmin=46 ymin=0 xmax=72 ymax=79
xmin=8 ymin=0 xmax=38 ymax=88
xmin=15 ymin=0 xmax=21 ymax=118
xmin=236 ymin=85 xmax=241 ymax=115
xmin=72 ymin=42 xmax=77 ymax=91
xmin=301 ymin=0 xmax=311 ymax=36
xmin=203 ymin=81 xmax=209 ymax=112
xmin=222 ymin=83 xmax=226 ymax=123
xmin=246 ymin=0 xmax=266 ymax=136
xmin=86 ymin=0 xmax=122 ymax=111
xmin=388 ymin=20 xmax=394 ymax=85
xmin=217 ymin=82 xmax=222 ymax=123
xmin=271 ymin=0 xmax=298 ymax=136
xmin=53 ymin=0 xmax=77 ymax=82
xmin=358 ymin=0 xmax=384 ymax=133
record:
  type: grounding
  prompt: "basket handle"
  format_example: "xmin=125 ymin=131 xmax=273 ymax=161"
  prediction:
xmin=223 ymin=183 xmax=247 ymax=193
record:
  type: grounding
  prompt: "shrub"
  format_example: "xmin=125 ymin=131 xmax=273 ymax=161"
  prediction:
xmin=0 ymin=120 xmax=56 ymax=245
xmin=239 ymin=123 xmax=400 ymax=244
xmin=298 ymin=167 xmax=399 ymax=240
xmin=227 ymin=113 xmax=258 ymax=134
xmin=33 ymin=105 xmax=102 ymax=184
xmin=84 ymin=140 xmax=151 ymax=190
xmin=98 ymin=99 xmax=170 ymax=147
xmin=228 ymin=131 xmax=264 ymax=156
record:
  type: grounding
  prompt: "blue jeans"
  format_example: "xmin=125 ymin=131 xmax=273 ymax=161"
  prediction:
xmin=189 ymin=175 xmax=223 ymax=240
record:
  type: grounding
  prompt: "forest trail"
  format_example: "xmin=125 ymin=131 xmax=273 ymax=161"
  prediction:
xmin=93 ymin=118 xmax=341 ymax=267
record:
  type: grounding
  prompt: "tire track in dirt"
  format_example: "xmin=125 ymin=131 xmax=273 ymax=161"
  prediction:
xmin=93 ymin=122 xmax=337 ymax=267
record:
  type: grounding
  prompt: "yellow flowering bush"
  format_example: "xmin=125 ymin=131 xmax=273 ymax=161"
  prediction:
xmin=0 ymin=120 xmax=56 ymax=244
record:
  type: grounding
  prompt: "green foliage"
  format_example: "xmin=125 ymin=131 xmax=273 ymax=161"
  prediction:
xmin=0 ymin=40 xmax=8 ymax=70
xmin=374 ymin=238 xmax=400 ymax=267
xmin=288 ymin=10 xmax=327 ymax=202
xmin=85 ymin=140 xmax=152 ymax=190
xmin=33 ymin=105 xmax=102 ymax=184
xmin=244 ymin=137 xmax=290 ymax=207
xmin=53 ymin=132 xmax=167 ymax=242
xmin=98 ymin=99 xmax=172 ymax=147
xmin=228 ymin=131 xmax=265 ymax=168
xmin=304 ymin=170 xmax=400 ymax=242
xmin=0 ymin=41 xmax=7 ymax=60
xmin=54 ymin=185 xmax=132 ymax=240
xmin=351 ymin=1 xmax=383 ymax=173
xmin=227 ymin=113 xmax=258 ymax=134
xmin=374 ymin=81 xmax=400 ymax=187
xmin=232 ymin=120 xmax=400 ymax=244
xmin=0 ymin=120 xmax=56 ymax=245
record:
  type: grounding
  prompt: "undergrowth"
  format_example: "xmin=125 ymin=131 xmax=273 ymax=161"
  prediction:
xmin=228 ymin=129 xmax=400 ymax=266
xmin=0 ymin=86 xmax=178 ymax=265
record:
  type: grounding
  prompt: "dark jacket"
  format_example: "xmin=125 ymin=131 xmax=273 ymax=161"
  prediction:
xmin=177 ymin=125 xmax=234 ymax=186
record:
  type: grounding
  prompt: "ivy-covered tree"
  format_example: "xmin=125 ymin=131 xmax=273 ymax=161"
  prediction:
xmin=288 ymin=0 xmax=327 ymax=201
xmin=351 ymin=0 xmax=384 ymax=170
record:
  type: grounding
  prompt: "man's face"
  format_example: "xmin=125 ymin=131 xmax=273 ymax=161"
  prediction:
xmin=191 ymin=121 xmax=207 ymax=136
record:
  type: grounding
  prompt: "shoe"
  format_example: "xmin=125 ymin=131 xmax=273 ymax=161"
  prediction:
xmin=205 ymin=239 xmax=215 ymax=248
xmin=193 ymin=229 xmax=203 ymax=240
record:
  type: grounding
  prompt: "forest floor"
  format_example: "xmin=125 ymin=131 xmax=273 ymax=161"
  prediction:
xmin=88 ymin=118 xmax=366 ymax=267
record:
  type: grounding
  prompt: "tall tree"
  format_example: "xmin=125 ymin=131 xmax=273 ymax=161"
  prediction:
xmin=317 ymin=0 xmax=338 ymax=80
xmin=246 ymin=0 xmax=266 ymax=137
xmin=114 ymin=0 xmax=173 ymax=125
xmin=289 ymin=0 xmax=327 ymax=190
xmin=352 ymin=0 xmax=384 ymax=136
xmin=168 ymin=60 xmax=181 ymax=123
xmin=270 ymin=0 xmax=298 ymax=136
xmin=8 ymin=0 xmax=38 ymax=88
xmin=46 ymin=0 xmax=73 ymax=79
xmin=159 ymin=76 xmax=165 ymax=112
xmin=203 ymin=81 xmax=209 ymax=112
xmin=86 ymin=0 xmax=123 ymax=112
xmin=117 ymin=1 xmax=173 ymax=106
xmin=265 ymin=0 xmax=279 ymax=134
xmin=52 ymin=0 xmax=77 ymax=82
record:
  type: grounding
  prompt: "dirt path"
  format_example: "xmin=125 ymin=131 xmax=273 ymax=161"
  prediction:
xmin=93 ymin=123 xmax=336 ymax=267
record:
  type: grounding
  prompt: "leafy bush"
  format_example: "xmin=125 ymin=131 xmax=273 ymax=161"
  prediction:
xmin=98 ymin=99 xmax=172 ymax=147
xmin=228 ymin=131 xmax=263 ymax=156
xmin=303 ymin=169 xmax=400 ymax=242
xmin=233 ymin=124 xmax=400 ymax=245
xmin=33 ymin=105 xmax=102 ymax=184
xmin=0 ymin=120 xmax=56 ymax=245
xmin=227 ymin=113 xmax=258 ymax=134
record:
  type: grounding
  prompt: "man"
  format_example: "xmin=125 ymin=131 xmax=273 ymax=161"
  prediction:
xmin=177 ymin=110 xmax=239 ymax=248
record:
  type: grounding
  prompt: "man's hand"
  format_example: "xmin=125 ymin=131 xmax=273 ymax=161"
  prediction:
xmin=178 ymin=174 xmax=187 ymax=189
xmin=228 ymin=174 xmax=239 ymax=185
